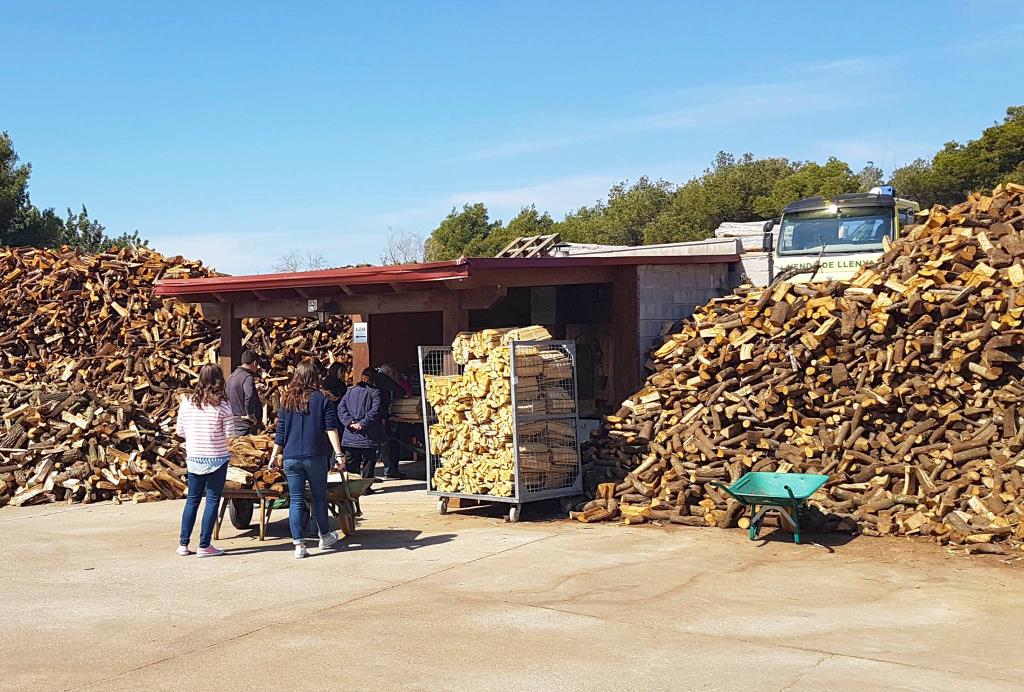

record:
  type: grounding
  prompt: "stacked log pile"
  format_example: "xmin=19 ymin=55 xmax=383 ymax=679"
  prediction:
xmin=227 ymin=435 xmax=285 ymax=492
xmin=426 ymin=326 xmax=553 ymax=497
xmin=0 ymin=384 xmax=187 ymax=507
xmin=0 ymin=245 xmax=351 ymax=507
xmin=583 ymin=184 xmax=1024 ymax=555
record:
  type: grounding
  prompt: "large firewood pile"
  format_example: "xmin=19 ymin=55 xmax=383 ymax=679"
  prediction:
xmin=583 ymin=183 xmax=1024 ymax=555
xmin=0 ymin=245 xmax=350 ymax=507
xmin=0 ymin=384 xmax=188 ymax=507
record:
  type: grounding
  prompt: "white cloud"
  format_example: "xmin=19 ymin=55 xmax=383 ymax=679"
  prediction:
xmin=154 ymin=230 xmax=282 ymax=274
xmin=152 ymin=227 xmax=385 ymax=275
xmin=363 ymin=173 xmax=621 ymax=233
xmin=464 ymin=78 xmax=854 ymax=161
xmin=447 ymin=174 xmax=615 ymax=216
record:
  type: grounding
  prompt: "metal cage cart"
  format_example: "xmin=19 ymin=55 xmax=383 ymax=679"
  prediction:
xmin=418 ymin=340 xmax=582 ymax=522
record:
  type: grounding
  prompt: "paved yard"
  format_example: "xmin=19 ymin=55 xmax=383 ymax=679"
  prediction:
xmin=0 ymin=480 xmax=1021 ymax=691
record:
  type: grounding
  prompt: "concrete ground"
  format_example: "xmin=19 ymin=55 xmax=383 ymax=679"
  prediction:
xmin=0 ymin=479 xmax=1021 ymax=692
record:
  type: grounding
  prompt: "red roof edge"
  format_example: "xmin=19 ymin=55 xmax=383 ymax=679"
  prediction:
xmin=154 ymin=259 xmax=470 ymax=297
xmin=154 ymin=253 xmax=739 ymax=299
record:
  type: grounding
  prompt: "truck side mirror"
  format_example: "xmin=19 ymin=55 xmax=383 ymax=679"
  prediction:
xmin=762 ymin=218 xmax=778 ymax=253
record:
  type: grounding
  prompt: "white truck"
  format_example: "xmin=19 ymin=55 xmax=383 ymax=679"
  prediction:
xmin=762 ymin=186 xmax=920 ymax=283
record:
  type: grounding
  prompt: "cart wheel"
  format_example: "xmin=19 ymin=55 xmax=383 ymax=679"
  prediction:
xmin=339 ymin=508 xmax=356 ymax=537
xmin=228 ymin=499 xmax=254 ymax=529
xmin=438 ymin=498 xmax=449 ymax=515
xmin=508 ymin=505 xmax=521 ymax=523
xmin=559 ymin=497 xmax=572 ymax=514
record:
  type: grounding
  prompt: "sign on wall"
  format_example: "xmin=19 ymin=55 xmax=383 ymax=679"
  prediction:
xmin=353 ymin=322 xmax=368 ymax=344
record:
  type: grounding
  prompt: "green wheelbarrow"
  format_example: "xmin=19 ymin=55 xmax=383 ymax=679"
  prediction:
xmin=714 ymin=472 xmax=828 ymax=544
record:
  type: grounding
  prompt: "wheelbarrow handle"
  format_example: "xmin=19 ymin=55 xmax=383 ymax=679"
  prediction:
xmin=712 ymin=481 xmax=744 ymax=504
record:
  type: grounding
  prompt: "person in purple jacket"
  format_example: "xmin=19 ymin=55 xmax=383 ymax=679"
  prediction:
xmin=338 ymin=367 xmax=384 ymax=484
xmin=268 ymin=360 xmax=345 ymax=559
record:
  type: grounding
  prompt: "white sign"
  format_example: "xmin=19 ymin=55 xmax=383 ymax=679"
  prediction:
xmin=353 ymin=322 xmax=368 ymax=344
xmin=307 ymin=299 xmax=318 ymax=313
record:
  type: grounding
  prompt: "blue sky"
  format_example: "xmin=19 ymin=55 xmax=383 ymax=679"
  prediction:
xmin=4 ymin=1 xmax=1023 ymax=273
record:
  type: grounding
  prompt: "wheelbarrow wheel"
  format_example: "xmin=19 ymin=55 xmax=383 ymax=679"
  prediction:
xmin=228 ymin=499 xmax=254 ymax=529
xmin=339 ymin=509 xmax=356 ymax=537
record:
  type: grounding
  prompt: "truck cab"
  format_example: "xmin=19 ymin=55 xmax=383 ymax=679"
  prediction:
xmin=763 ymin=186 xmax=919 ymax=283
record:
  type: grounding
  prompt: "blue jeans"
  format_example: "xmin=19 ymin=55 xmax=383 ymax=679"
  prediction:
xmin=284 ymin=456 xmax=331 ymax=543
xmin=179 ymin=463 xmax=228 ymax=548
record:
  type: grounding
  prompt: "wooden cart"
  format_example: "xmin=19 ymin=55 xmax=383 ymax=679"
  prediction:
xmin=214 ymin=474 xmax=375 ymax=541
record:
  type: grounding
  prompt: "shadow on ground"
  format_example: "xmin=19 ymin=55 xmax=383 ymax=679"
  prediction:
xmin=752 ymin=526 xmax=860 ymax=553
xmin=438 ymin=498 xmax=573 ymax=524
xmin=371 ymin=481 xmax=427 ymax=495
xmin=343 ymin=528 xmax=457 ymax=551
xmin=221 ymin=528 xmax=456 ymax=555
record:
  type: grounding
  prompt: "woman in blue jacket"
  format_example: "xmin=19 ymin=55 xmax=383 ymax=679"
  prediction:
xmin=268 ymin=360 xmax=346 ymax=559
xmin=338 ymin=367 xmax=384 ymax=481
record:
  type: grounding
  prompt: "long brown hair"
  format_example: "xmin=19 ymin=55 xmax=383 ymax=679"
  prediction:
xmin=191 ymin=363 xmax=227 ymax=408
xmin=281 ymin=359 xmax=324 ymax=413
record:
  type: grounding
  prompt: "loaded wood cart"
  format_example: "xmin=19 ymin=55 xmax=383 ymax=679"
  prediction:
xmin=213 ymin=474 xmax=375 ymax=541
xmin=419 ymin=330 xmax=583 ymax=523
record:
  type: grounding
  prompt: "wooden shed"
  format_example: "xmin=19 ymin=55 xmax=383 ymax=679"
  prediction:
xmin=155 ymin=252 xmax=739 ymax=413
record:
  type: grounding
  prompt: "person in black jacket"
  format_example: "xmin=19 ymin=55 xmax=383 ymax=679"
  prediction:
xmin=268 ymin=360 xmax=345 ymax=559
xmin=338 ymin=368 xmax=383 ymax=482
xmin=226 ymin=350 xmax=263 ymax=435
xmin=372 ymin=367 xmax=407 ymax=480
xmin=324 ymin=362 xmax=348 ymax=401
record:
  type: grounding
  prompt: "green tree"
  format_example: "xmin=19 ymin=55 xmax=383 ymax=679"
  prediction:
xmin=60 ymin=206 xmax=108 ymax=251
xmin=482 ymin=205 xmax=555 ymax=256
xmin=645 ymin=153 xmax=795 ymax=244
xmin=0 ymin=131 xmax=61 ymax=247
xmin=424 ymin=203 xmax=503 ymax=260
xmin=59 ymin=206 xmax=147 ymax=252
xmin=754 ymin=157 xmax=859 ymax=217
xmin=0 ymin=132 xmax=31 ymax=236
xmin=6 ymin=205 xmax=64 ymax=247
xmin=1 ymin=132 xmax=147 ymax=251
xmin=890 ymin=106 xmax=1024 ymax=207
xmin=890 ymin=158 xmax=940 ymax=207
xmin=558 ymin=177 xmax=673 ymax=245
xmin=857 ymin=162 xmax=884 ymax=191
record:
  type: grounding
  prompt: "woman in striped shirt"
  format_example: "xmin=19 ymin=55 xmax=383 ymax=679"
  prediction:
xmin=175 ymin=364 xmax=237 ymax=557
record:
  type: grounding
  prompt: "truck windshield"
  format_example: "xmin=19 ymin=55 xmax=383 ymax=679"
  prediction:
xmin=778 ymin=207 xmax=893 ymax=255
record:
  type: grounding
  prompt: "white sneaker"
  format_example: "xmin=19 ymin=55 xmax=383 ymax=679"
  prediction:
xmin=176 ymin=545 xmax=190 ymax=556
xmin=318 ymin=531 xmax=339 ymax=550
xmin=294 ymin=543 xmax=308 ymax=559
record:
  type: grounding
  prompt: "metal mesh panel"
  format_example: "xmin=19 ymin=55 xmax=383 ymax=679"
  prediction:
xmin=420 ymin=340 xmax=582 ymax=506
xmin=418 ymin=346 xmax=460 ymax=492
xmin=511 ymin=341 xmax=582 ymax=501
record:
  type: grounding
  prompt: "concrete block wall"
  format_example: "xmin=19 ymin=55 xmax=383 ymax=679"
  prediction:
xmin=637 ymin=263 xmax=732 ymax=360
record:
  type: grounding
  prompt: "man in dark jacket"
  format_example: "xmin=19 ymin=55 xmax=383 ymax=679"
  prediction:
xmin=338 ymin=368 xmax=383 ymax=481
xmin=226 ymin=350 xmax=263 ymax=435
xmin=372 ymin=366 xmax=407 ymax=480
